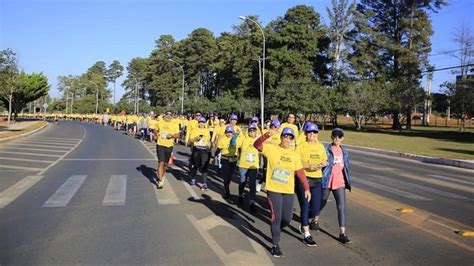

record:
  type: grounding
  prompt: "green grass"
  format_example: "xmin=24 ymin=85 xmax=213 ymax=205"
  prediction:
xmin=316 ymin=126 xmax=474 ymax=160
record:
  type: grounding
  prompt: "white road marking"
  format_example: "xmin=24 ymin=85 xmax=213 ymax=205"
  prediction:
xmin=103 ymin=175 xmax=127 ymax=206
xmin=351 ymin=160 xmax=396 ymax=171
xmin=62 ymin=158 xmax=156 ymax=161
xmin=370 ymin=175 xmax=473 ymax=201
xmin=23 ymin=138 xmax=78 ymax=143
xmin=0 ymin=165 xmax=43 ymax=171
xmin=182 ymin=180 xmax=200 ymax=200
xmin=398 ymin=173 xmax=474 ymax=194
xmin=3 ymin=143 xmax=71 ymax=149
xmin=17 ymin=140 xmax=76 ymax=146
xmin=0 ymin=151 xmax=61 ymax=157
xmin=154 ymin=174 xmax=180 ymax=204
xmin=28 ymin=137 xmax=80 ymax=141
xmin=429 ymin=174 xmax=474 ymax=186
xmin=43 ymin=175 xmax=87 ymax=207
xmin=0 ymin=175 xmax=44 ymax=208
xmin=187 ymin=214 xmax=273 ymax=265
xmin=0 ymin=157 xmax=55 ymax=163
xmin=0 ymin=147 xmax=67 ymax=153
xmin=353 ymin=178 xmax=432 ymax=201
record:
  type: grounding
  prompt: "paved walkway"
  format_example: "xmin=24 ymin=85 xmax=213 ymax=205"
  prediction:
xmin=0 ymin=121 xmax=42 ymax=134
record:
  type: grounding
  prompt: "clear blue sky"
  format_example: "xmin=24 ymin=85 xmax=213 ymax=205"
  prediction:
xmin=1 ymin=0 xmax=473 ymax=101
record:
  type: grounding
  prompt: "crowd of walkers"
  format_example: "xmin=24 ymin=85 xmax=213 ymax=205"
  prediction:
xmin=47 ymin=110 xmax=352 ymax=258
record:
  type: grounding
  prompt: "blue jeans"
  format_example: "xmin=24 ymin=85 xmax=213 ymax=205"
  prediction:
xmin=296 ymin=178 xmax=323 ymax=226
xmin=238 ymin=167 xmax=258 ymax=202
xmin=222 ymin=158 xmax=237 ymax=194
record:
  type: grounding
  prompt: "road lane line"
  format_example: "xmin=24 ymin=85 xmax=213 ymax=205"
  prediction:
xmin=0 ymin=157 xmax=55 ymax=163
xmin=351 ymin=160 xmax=396 ymax=171
xmin=0 ymin=151 xmax=61 ymax=157
xmin=62 ymin=158 xmax=156 ymax=161
xmin=353 ymin=178 xmax=432 ymax=201
xmin=38 ymin=124 xmax=87 ymax=176
xmin=24 ymin=138 xmax=78 ymax=143
xmin=398 ymin=173 xmax=474 ymax=194
xmin=0 ymin=165 xmax=43 ymax=171
xmin=429 ymin=174 xmax=474 ymax=186
xmin=28 ymin=137 xmax=80 ymax=141
xmin=17 ymin=140 xmax=76 ymax=146
xmin=154 ymin=177 xmax=180 ymax=205
xmin=3 ymin=143 xmax=71 ymax=149
xmin=350 ymin=188 xmax=474 ymax=252
xmin=103 ymin=175 xmax=127 ymax=206
xmin=43 ymin=175 xmax=87 ymax=207
xmin=0 ymin=147 xmax=67 ymax=153
xmin=186 ymin=214 xmax=273 ymax=265
xmin=182 ymin=180 xmax=200 ymax=200
xmin=0 ymin=175 xmax=44 ymax=208
xmin=370 ymin=175 xmax=473 ymax=201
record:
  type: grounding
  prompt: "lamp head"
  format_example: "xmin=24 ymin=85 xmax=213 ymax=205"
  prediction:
xmin=238 ymin=16 xmax=246 ymax=20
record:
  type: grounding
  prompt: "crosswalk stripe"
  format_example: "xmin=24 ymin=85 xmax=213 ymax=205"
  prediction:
xmin=0 ymin=175 xmax=44 ymax=208
xmin=353 ymin=178 xmax=432 ymax=201
xmin=429 ymin=174 xmax=474 ymax=186
xmin=154 ymin=176 xmax=180 ymax=204
xmin=398 ymin=173 xmax=474 ymax=194
xmin=28 ymin=137 xmax=80 ymax=141
xmin=18 ymin=140 xmax=76 ymax=146
xmin=0 ymin=151 xmax=61 ymax=157
xmin=0 ymin=157 xmax=55 ymax=163
xmin=0 ymin=147 xmax=66 ymax=153
xmin=23 ymin=138 xmax=78 ymax=143
xmin=103 ymin=175 xmax=127 ymax=206
xmin=43 ymin=175 xmax=87 ymax=207
xmin=0 ymin=165 xmax=44 ymax=171
xmin=370 ymin=175 xmax=473 ymax=201
xmin=3 ymin=143 xmax=71 ymax=149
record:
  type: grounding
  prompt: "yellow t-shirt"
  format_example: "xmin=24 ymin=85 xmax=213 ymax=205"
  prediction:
xmin=296 ymin=133 xmax=307 ymax=146
xmin=237 ymin=135 xmax=259 ymax=169
xmin=156 ymin=120 xmax=180 ymax=148
xmin=189 ymin=127 xmax=211 ymax=149
xmin=213 ymin=125 xmax=226 ymax=141
xmin=261 ymin=143 xmax=303 ymax=194
xmin=228 ymin=124 xmax=242 ymax=135
xmin=217 ymin=135 xmax=237 ymax=158
xmin=262 ymin=129 xmax=281 ymax=146
xmin=296 ymin=141 xmax=327 ymax=178
xmin=185 ymin=120 xmax=199 ymax=143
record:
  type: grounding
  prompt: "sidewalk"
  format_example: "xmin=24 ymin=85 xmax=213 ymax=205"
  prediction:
xmin=0 ymin=120 xmax=49 ymax=142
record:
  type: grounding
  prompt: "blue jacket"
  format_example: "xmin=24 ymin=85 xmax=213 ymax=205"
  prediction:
xmin=322 ymin=144 xmax=352 ymax=191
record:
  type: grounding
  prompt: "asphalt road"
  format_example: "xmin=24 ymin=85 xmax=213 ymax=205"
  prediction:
xmin=1 ymin=121 xmax=473 ymax=265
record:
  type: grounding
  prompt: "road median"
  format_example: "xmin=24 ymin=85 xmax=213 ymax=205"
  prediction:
xmin=0 ymin=120 xmax=49 ymax=143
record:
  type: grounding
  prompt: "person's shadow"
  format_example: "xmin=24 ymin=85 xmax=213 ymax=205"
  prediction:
xmin=189 ymin=194 xmax=273 ymax=252
xmin=136 ymin=164 xmax=158 ymax=188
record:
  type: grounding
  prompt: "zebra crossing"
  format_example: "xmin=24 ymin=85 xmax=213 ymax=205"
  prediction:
xmin=351 ymin=160 xmax=474 ymax=202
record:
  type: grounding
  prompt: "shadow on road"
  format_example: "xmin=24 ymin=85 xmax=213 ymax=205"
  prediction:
xmin=136 ymin=164 xmax=158 ymax=188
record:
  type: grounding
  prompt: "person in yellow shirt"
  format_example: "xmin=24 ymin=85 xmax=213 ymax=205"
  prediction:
xmin=188 ymin=116 xmax=212 ymax=190
xmin=155 ymin=111 xmax=181 ymax=189
xmin=280 ymin=113 xmax=299 ymax=150
xmin=295 ymin=122 xmax=328 ymax=247
xmin=216 ymin=124 xmax=238 ymax=199
xmin=253 ymin=126 xmax=311 ymax=257
xmin=185 ymin=111 xmax=202 ymax=145
xmin=236 ymin=123 xmax=260 ymax=211
xmin=247 ymin=116 xmax=262 ymax=136
xmin=259 ymin=119 xmax=281 ymax=192
xmin=228 ymin=114 xmax=242 ymax=135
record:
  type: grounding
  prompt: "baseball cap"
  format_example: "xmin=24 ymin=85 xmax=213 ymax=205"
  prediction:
xmin=305 ymin=123 xmax=319 ymax=132
xmin=225 ymin=125 xmax=234 ymax=133
xmin=230 ymin=114 xmax=238 ymax=120
xmin=251 ymin=116 xmax=258 ymax=122
xmin=198 ymin=117 xmax=206 ymax=123
xmin=270 ymin=119 xmax=281 ymax=128
xmin=332 ymin=128 xmax=344 ymax=137
xmin=248 ymin=124 xmax=257 ymax=131
xmin=281 ymin=127 xmax=295 ymax=137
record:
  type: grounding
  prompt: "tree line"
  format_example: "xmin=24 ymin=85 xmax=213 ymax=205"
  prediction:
xmin=2 ymin=1 xmax=473 ymax=131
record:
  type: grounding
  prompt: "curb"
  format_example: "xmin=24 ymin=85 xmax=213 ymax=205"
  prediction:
xmin=343 ymin=144 xmax=474 ymax=170
xmin=0 ymin=121 xmax=50 ymax=143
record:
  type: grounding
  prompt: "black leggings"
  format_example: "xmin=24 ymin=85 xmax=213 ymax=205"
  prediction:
xmin=320 ymin=188 xmax=346 ymax=227
xmin=190 ymin=148 xmax=210 ymax=183
xmin=267 ymin=191 xmax=294 ymax=245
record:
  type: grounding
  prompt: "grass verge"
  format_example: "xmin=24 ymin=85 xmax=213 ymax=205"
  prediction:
xmin=0 ymin=121 xmax=48 ymax=141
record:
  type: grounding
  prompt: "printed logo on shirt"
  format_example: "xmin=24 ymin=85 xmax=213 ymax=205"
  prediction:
xmin=271 ymin=168 xmax=290 ymax=184
xmin=246 ymin=153 xmax=257 ymax=163
xmin=280 ymin=156 xmax=292 ymax=163
xmin=334 ymin=155 xmax=342 ymax=164
xmin=310 ymin=154 xmax=321 ymax=160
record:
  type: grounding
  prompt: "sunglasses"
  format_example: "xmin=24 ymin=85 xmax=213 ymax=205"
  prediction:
xmin=165 ymin=113 xmax=172 ymax=116
xmin=282 ymin=134 xmax=294 ymax=140
xmin=248 ymin=129 xmax=257 ymax=132
xmin=306 ymin=130 xmax=318 ymax=134
xmin=195 ymin=114 xmax=201 ymax=117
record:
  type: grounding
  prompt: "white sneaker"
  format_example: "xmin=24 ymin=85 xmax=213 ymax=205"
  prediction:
xmin=158 ymin=180 xmax=164 ymax=189
xmin=256 ymin=183 xmax=262 ymax=192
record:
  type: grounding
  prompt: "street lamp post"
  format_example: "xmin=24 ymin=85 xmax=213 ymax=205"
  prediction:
xmin=168 ymin=58 xmax=185 ymax=114
xmin=95 ymin=84 xmax=99 ymax=115
xmin=239 ymin=16 xmax=265 ymax=132
xmin=132 ymin=76 xmax=140 ymax=114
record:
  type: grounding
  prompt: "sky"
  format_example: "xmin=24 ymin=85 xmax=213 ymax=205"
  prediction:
xmin=1 ymin=0 xmax=473 ymax=102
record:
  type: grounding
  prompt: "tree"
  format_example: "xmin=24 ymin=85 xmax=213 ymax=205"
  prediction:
xmin=7 ymin=72 xmax=50 ymax=118
xmin=352 ymin=0 xmax=445 ymax=130
xmin=106 ymin=60 xmax=124 ymax=104
xmin=0 ymin=49 xmax=19 ymax=124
